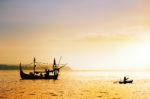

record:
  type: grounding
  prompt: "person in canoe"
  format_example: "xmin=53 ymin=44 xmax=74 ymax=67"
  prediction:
xmin=123 ymin=76 xmax=129 ymax=83
xmin=119 ymin=76 xmax=133 ymax=84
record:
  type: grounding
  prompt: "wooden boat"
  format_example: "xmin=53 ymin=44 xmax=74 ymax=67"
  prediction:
xmin=20 ymin=58 xmax=64 ymax=80
xmin=119 ymin=80 xmax=133 ymax=84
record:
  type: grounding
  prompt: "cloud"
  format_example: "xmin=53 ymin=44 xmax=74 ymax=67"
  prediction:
xmin=80 ymin=33 xmax=136 ymax=43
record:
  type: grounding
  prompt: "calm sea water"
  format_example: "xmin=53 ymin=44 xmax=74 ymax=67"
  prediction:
xmin=0 ymin=70 xmax=150 ymax=99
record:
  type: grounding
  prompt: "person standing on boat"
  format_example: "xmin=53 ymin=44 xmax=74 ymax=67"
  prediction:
xmin=45 ymin=69 xmax=50 ymax=78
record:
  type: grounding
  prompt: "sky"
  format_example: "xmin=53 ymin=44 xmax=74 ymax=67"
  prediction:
xmin=0 ymin=0 xmax=150 ymax=70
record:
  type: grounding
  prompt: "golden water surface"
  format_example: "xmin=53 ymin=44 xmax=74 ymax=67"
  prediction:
xmin=0 ymin=70 xmax=150 ymax=99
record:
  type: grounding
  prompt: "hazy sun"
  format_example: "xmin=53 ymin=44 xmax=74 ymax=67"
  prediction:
xmin=118 ymin=41 xmax=150 ymax=68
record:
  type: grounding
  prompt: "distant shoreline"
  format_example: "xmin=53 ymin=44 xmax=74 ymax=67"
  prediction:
xmin=0 ymin=64 xmax=72 ymax=71
xmin=0 ymin=64 xmax=149 ymax=72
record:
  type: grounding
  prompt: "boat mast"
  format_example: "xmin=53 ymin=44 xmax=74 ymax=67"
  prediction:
xmin=53 ymin=58 xmax=57 ymax=70
xmin=33 ymin=57 xmax=36 ymax=76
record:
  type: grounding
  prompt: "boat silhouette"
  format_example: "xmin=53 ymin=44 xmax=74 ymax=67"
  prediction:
xmin=20 ymin=57 xmax=65 ymax=79
xmin=119 ymin=76 xmax=133 ymax=84
xmin=119 ymin=80 xmax=133 ymax=84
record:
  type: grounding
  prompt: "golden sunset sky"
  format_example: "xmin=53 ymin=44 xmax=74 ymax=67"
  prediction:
xmin=0 ymin=0 xmax=150 ymax=69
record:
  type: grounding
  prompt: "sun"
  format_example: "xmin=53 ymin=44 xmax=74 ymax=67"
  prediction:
xmin=118 ymin=41 xmax=150 ymax=68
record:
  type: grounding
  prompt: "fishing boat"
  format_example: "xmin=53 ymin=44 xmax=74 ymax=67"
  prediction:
xmin=20 ymin=57 xmax=65 ymax=79
xmin=119 ymin=80 xmax=133 ymax=84
xmin=119 ymin=76 xmax=133 ymax=84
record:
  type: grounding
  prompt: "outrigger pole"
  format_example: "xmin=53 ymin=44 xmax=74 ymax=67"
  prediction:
xmin=58 ymin=56 xmax=62 ymax=67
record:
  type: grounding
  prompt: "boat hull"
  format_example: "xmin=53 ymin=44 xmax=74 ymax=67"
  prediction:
xmin=20 ymin=65 xmax=58 ymax=80
xmin=119 ymin=80 xmax=133 ymax=84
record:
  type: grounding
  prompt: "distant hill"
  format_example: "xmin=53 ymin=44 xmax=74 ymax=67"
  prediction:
xmin=0 ymin=64 xmax=19 ymax=70
xmin=0 ymin=64 xmax=72 ymax=71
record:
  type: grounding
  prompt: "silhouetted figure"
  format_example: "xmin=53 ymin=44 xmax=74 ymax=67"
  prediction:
xmin=45 ymin=69 xmax=50 ymax=78
xmin=123 ymin=76 xmax=129 ymax=84
xmin=29 ymin=72 xmax=34 ymax=77
xmin=40 ymin=73 xmax=43 ymax=77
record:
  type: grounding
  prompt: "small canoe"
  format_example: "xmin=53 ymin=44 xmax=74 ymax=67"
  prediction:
xmin=119 ymin=80 xmax=133 ymax=84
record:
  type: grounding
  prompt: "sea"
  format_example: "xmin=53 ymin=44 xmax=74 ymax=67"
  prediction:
xmin=0 ymin=70 xmax=150 ymax=99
